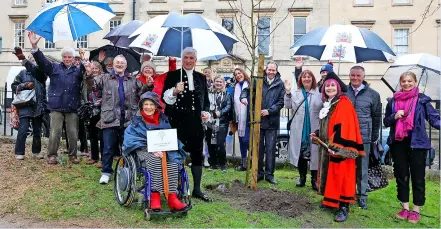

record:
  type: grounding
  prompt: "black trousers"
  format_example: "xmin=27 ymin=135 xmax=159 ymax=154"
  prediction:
xmin=205 ymin=125 xmax=228 ymax=167
xmin=79 ymin=118 xmax=88 ymax=153
xmin=258 ymin=129 xmax=278 ymax=179
xmin=88 ymin=115 xmax=103 ymax=161
xmin=391 ymin=138 xmax=427 ymax=206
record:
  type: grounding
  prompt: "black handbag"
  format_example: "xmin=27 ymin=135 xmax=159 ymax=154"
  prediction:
xmin=300 ymin=141 xmax=311 ymax=160
xmin=367 ymin=151 xmax=388 ymax=192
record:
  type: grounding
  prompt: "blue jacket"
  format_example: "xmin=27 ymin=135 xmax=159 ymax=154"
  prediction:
xmin=384 ymin=93 xmax=440 ymax=149
xmin=122 ymin=112 xmax=187 ymax=164
xmin=32 ymin=50 xmax=84 ymax=113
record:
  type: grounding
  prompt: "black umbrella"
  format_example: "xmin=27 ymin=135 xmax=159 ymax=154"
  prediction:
xmin=89 ymin=45 xmax=141 ymax=73
xmin=103 ymin=20 xmax=144 ymax=48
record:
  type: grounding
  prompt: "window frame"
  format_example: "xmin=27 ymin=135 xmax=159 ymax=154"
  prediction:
xmin=13 ymin=21 xmax=25 ymax=48
xmin=393 ymin=28 xmax=410 ymax=56
xmin=353 ymin=0 xmax=373 ymax=6
xmin=256 ymin=16 xmax=272 ymax=57
xmin=392 ymin=0 xmax=412 ymax=6
xmin=44 ymin=39 xmax=55 ymax=49
xmin=76 ymin=35 xmax=88 ymax=49
xmin=220 ymin=16 xmax=235 ymax=54
xmin=109 ymin=19 xmax=122 ymax=32
xmin=14 ymin=0 xmax=26 ymax=5
xmin=293 ymin=16 xmax=307 ymax=46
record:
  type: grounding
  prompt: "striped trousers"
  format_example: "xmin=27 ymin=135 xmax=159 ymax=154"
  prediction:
xmin=137 ymin=150 xmax=179 ymax=193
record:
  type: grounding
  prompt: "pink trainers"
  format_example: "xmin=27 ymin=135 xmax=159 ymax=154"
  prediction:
xmin=395 ymin=209 xmax=410 ymax=219
xmin=407 ymin=211 xmax=420 ymax=223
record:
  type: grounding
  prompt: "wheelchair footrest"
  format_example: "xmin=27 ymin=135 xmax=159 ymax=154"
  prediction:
xmin=149 ymin=205 xmax=192 ymax=215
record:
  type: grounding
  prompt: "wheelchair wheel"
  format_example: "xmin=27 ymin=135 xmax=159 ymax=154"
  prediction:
xmin=114 ymin=156 xmax=136 ymax=207
xmin=177 ymin=167 xmax=192 ymax=206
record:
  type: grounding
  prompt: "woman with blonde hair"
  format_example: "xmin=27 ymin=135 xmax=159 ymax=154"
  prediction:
xmin=232 ymin=68 xmax=251 ymax=171
xmin=284 ymin=69 xmax=322 ymax=191
xmin=205 ymin=75 xmax=232 ymax=172
xmin=384 ymin=71 xmax=439 ymax=223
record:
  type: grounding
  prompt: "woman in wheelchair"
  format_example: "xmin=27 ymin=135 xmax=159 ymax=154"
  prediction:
xmin=122 ymin=91 xmax=190 ymax=213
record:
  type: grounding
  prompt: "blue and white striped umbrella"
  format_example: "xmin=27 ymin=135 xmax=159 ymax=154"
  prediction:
xmin=27 ymin=0 xmax=115 ymax=42
xmin=129 ymin=13 xmax=238 ymax=60
xmin=291 ymin=24 xmax=395 ymax=63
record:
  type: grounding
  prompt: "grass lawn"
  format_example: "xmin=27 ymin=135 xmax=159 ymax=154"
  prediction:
xmin=10 ymin=160 xmax=440 ymax=228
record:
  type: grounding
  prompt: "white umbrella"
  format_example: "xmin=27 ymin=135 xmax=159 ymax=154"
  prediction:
xmin=382 ymin=53 xmax=440 ymax=100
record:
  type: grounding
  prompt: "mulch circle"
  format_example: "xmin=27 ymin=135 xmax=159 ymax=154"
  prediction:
xmin=206 ymin=179 xmax=314 ymax=218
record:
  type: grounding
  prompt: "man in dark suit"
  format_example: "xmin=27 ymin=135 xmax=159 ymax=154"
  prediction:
xmin=162 ymin=47 xmax=211 ymax=202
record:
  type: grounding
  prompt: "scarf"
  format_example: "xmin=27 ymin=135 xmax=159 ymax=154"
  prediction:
xmin=206 ymin=91 xmax=224 ymax=144
xmin=393 ymin=87 xmax=419 ymax=141
xmin=301 ymin=88 xmax=311 ymax=143
xmin=141 ymin=110 xmax=160 ymax=126
xmin=234 ymin=81 xmax=249 ymax=137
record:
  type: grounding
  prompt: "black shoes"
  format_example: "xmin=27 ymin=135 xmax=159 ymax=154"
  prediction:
xmin=192 ymin=191 xmax=212 ymax=202
xmin=265 ymin=177 xmax=278 ymax=185
xmin=334 ymin=206 xmax=349 ymax=222
xmin=358 ymin=199 xmax=368 ymax=210
xmin=296 ymin=176 xmax=306 ymax=187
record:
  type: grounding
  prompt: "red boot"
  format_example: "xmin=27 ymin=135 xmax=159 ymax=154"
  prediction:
xmin=150 ymin=192 xmax=162 ymax=211
xmin=168 ymin=193 xmax=188 ymax=211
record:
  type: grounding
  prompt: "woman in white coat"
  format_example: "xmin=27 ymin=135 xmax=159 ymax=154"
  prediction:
xmin=284 ymin=70 xmax=322 ymax=191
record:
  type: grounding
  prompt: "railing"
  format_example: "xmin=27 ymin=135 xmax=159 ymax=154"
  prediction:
xmin=1 ymin=83 xmax=15 ymax=136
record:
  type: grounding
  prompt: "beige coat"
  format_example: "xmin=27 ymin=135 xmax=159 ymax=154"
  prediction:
xmin=284 ymin=88 xmax=323 ymax=170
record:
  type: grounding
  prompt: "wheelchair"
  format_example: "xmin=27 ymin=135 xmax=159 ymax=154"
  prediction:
xmin=113 ymin=152 xmax=192 ymax=220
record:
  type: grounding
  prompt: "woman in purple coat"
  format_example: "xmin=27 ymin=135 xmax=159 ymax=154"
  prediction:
xmin=383 ymin=71 xmax=440 ymax=224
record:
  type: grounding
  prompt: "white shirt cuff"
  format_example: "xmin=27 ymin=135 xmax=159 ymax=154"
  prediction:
xmin=31 ymin=48 xmax=39 ymax=54
xmin=164 ymin=87 xmax=177 ymax=105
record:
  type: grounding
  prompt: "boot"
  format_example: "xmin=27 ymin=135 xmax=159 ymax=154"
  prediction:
xmin=168 ymin=193 xmax=188 ymax=212
xmin=150 ymin=192 xmax=162 ymax=211
xmin=296 ymin=158 xmax=307 ymax=187
xmin=191 ymin=166 xmax=212 ymax=202
xmin=235 ymin=158 xmax=247 ymax=171
xmin=334 ymin=203 xmax=349 ymax=222
xmin=310 ymin=170 xmax=318 ymax=191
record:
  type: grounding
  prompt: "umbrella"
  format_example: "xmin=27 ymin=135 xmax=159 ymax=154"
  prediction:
xmin=26 ymin=0 xmax=115 ymax=42
xmin=129 ymin=13 xmax=238 ymax=61
xmin=291 ymin=24 xmax=395 ymax=74
xmin=104 ymin=20 xmax=144 ymax=47
xmin=89 ymin=45 xmax=141 ymax=73
xmin=199 ymin=54 xmax=230 ymax=61
xmin=382 ymin=53 xmax=440 ymax=100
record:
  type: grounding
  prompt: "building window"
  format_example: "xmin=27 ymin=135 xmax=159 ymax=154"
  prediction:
xmin=110 ymin=19 xmax=121 ymax=31
xmin=14 ymin=0 xmax=26 ymax=5
xmin=46 ymin=0 xmax=56 ymax=3
xmin=76 ymin=35 xmax=88 ymax=48
xmin=45 ymin=40 xmax=55 ymax=49
xmin=293 ymin=17 xmax=306 ymax=44
xmin=257 ymin=17 xmax=271 ymax=56
xmin=393 ymin=0 xmax=411 ymax=4
xmin=354 ymin=0 xmax=372 ymax=5
xmin=394 ymin=29 xmax=409 ymax=55
xmin=14 ymin=22 xmax=25 ymax=48
xmin=221 ymin=18 xmax=234 ymax=53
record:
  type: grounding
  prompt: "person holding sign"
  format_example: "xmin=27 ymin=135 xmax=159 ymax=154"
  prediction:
xmin=122 ymin=92 xmax=189 ymax=212
xmin=162 ymin=47 xmax=212 ymax=202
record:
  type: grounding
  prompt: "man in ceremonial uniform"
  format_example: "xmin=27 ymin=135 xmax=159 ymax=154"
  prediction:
xmin=162 ymin=47 xmax=211 ymax=202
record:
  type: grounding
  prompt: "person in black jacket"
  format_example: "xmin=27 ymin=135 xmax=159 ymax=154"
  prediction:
xmin=162 ymin=47 xmax=211 ymax=202
xmin=204 ymin=76 xmax=232 ymax=172
xmin=11 ymin=47 xmax=48 ymax=160
xmin=240 ymin=61 xmax=285 ymax=184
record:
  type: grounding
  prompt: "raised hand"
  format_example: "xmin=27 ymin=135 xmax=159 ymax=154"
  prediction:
xmin=98 ymin=50 xmax=106 ymax=63
xmin=147 ymin=76 xmax=154 ymax=86
xmin=79 ymin=48 xmax=86 ymax=60
xmin=295 ymin=57 xmax=303 ymax=69
xmin=284 ymin=80 xmax=291 ymax=94
xmin=28 ymin=31 xmax=41 ymax=49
